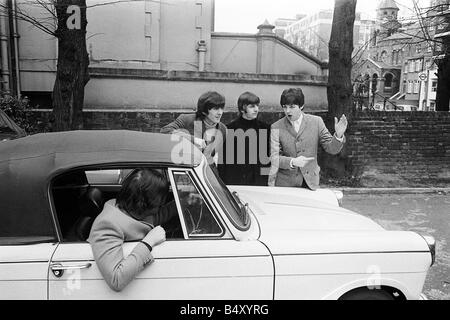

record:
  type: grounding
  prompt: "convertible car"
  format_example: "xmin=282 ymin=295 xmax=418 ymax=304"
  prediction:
xmin=0 ymin=130 xmax=435 ymax=300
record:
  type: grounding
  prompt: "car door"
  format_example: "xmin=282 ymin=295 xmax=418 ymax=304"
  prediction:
xmin=0 ymin=242 xmax=57 ymax=300
xmin=48 ymin=168 xmax=273 ymax=299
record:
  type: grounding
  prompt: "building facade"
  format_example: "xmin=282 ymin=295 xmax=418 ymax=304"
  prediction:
xmin=0 ymin=0 xmax=329 ymax=111
xmin=353 ymin=0 xmax=442 ymax=111
xmin=282 ymin=10 xmax=375 ymax=62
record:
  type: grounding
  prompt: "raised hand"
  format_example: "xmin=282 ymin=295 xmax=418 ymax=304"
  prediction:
xmin=334 ymin=115 xmax=348 ymax=138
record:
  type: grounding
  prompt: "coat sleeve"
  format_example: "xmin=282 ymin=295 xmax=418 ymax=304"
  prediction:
xmin=89 ymin=218 xmax=154 ymax=292
xmin=317 ymin=117 xmax=345 ymax=155
xmin=268 ymin=127 xmax=293 ymax=186
xmin=160 ymin=115 xmax=195 ymax=143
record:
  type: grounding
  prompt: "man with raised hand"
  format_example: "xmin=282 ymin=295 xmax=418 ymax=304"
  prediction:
xmin=269 ymin=88 xmax=347 ymax=190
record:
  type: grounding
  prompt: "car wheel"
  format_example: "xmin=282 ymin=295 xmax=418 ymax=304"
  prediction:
xmin=339 ymin=288 xmax=394 ymax=300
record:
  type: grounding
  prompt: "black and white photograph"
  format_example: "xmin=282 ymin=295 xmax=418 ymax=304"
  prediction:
xmin=0 ymin=0 xmax=449 ymax=308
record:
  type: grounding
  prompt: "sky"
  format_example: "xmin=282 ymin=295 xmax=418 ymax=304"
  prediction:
xmin=214 ymin=0 xmax=426 ymax=33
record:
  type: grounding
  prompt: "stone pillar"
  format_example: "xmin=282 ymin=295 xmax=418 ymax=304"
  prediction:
xmin=256 ymin=20 xmax=275 ymax=74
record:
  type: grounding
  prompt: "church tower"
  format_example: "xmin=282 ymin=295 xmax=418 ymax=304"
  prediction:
xmin=376 ymin=0 xmax=401 ymax=37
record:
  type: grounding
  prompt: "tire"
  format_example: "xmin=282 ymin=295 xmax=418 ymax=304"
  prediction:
xmin=339 ymin=288 xmax=395 ymax=300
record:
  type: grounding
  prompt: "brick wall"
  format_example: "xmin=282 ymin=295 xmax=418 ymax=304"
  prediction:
xmin=30 ymin=110 xmax=450 ymax=187
xmin=341 ymin=111 xmax=450 ymax=187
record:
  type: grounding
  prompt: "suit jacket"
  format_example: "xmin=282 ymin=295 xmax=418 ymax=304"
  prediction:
xmin=269 ymin=114 xmax=345 ymax=190
xmin=88 ymin=199 xmax=177 ymax=292
xmin=160 ymin=114 xmax=227 ymax=165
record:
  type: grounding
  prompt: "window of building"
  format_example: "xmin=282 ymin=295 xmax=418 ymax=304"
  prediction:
xmin=384 ymin=73 xmax=393 ymax=89
xmin=381 ymin=50 xmax=387 ymax=62
xmin=413 ymin=80 xmax=420 ymax=94
xmin=404 ymin=61 xmax=408 ymax=73
xmin=416 ymin=45 xmax=422 ymax=54
xmin=430 ymin=102 xmax=436 ymax=111
xmin=407 ymin=81 xmax=413 ymax=94
xmin=409 ymin=60 xmax=415 ymax=72
xmin=431 ymin=81 xmax=438 ymax=92
xmin=415 ymin=60 xmax=421 ymax=72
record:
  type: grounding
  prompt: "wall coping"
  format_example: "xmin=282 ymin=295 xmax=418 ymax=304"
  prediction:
xmin=212 ymin=32 xmax=328 ymax=69
xmin=88 ymin=67 xmax=328 ymax=86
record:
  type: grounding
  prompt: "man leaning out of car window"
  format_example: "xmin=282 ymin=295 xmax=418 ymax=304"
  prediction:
xmin=88 ymin=168 xmax=177 ymax=292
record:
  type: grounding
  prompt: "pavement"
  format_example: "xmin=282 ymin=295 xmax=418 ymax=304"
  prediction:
xmin=340 ymin=188 xmax=450 ymax=300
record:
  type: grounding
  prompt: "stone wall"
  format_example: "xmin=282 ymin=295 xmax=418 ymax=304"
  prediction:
xmin=29 ymin=110 xmax=450 ymax=187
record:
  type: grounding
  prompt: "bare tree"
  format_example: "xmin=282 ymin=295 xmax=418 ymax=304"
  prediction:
xmin=52 ymin=0 xmax=89 ymax=131
xmin=327 ymin=0 xmax=357 ymax=120
xmin=1 ymin=0 xmax=89 ymax=130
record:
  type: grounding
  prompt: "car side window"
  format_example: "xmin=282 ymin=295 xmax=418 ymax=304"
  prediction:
xmin=172 ymin=171 xmax=223 ymax=238
xmin=51 ymin=167 xmax=183 ymax=242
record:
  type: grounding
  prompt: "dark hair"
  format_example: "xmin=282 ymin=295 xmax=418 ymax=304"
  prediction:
xmin=116 ymin=168 xmax=169 ymax=219
xmin=237 ymin=92 xmax=260 ymax=115
xmin=280 ymin=88 xmax=304 ymax=107
xmin=196 ymin=91 xmax=225 ymax=119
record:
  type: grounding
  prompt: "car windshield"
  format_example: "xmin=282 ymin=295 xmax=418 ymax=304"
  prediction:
xmin=203 ymin=164 xmax=250 ymax=231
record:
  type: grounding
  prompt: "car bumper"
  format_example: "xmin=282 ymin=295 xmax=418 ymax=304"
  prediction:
xmin=419 ymin=293 xmax=428 ymax=300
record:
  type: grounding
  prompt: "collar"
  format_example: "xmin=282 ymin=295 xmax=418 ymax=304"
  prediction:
xmin=288 ymin=112 xmax=303 ymax=127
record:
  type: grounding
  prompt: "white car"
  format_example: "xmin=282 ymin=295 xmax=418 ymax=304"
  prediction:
xmin=0 ymin=130 xmax=435 ymax=300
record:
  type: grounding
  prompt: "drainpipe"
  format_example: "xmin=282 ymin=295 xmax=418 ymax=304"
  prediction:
xmin=12 ymin=0 xmax=20 ymax=98
xmin=197 ymin=40 xmax=207 ymax=71
xmin=0 ymin=0 xmax=11 ymax=93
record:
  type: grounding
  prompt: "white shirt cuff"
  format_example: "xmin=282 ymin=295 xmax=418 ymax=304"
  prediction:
xmin=289 ymin=158 xmax=295 ymax=169
xmin=334 ymin=133 xmax=344 ymax=142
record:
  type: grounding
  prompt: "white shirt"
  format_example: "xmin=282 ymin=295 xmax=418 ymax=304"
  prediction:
xmin=288 ymin=113 xmax=344 ymax=168
xmin=288 ymin=113 xmax=303 ymax=133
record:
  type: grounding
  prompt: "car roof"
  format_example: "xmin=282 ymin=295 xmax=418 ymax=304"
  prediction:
xmin=0 ymin=130 xmax=203 ymax=236
xmin=0 ymin=130 xmax=202 ymax=166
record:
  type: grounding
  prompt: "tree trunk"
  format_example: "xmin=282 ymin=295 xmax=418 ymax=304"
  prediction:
xmin=327 ymin=0 xmax=357 ymax=120
xmin=52 ymin=0 xmax=89 ymax=131
xmin=436 ymin=36 xmax=450 ymax=112
xmin=320 ymin=0 xmax=357 ymax=184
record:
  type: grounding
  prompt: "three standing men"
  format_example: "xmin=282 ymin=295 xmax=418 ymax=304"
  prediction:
xmin=161 ymin=88 xmax=348 ymax=191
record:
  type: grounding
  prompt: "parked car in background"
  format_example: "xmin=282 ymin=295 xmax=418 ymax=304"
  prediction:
xmin=0 ymin=109 xmax=26 ymax=141
xmin=0 ymin=130 xmax=435 ymax=300
xmin=396 ymin=105 xmax=419 ymax=111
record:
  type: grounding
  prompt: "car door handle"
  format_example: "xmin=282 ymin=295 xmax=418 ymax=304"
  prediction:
xmin=50 ymin=262 xmax=92 ymax=277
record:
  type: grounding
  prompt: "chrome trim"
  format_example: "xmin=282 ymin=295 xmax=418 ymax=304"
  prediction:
xmin=50 ymin=262 xmax=92 ymax=271
xmin=422 ymin=235 xmax=436 ymax=266
xmin=168 ymin=169 xmax=190 ymax=239
xmin=419 ymin=293 xmax=428 ymax=300
xmin=169 ymin=168 xmax=226 ymax=239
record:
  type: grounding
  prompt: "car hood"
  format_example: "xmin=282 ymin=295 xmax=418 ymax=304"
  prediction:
xmin=230 ymin=186 xmax=382 ymax=232
xmin=229 ymin=186 xmax=430 ymax=254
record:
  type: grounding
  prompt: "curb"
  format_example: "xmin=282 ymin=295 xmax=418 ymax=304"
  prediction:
xmin=326 ymin=187 xmax=450 ymax=195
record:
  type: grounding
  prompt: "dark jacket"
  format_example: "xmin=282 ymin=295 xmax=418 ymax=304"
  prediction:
xmin=160 ymin=114 xmax=227 ymax=165
xmin=218 ymin=117 xmax=270 ymax=186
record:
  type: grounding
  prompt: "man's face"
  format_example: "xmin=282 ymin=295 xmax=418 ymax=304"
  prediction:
xmin=204 ymin=106 xmax=224 ymax=124
xmin=242 ymin=104 xmax=259 ymax=120
xmin=282 ymin=104 xmax=303 ymax=121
